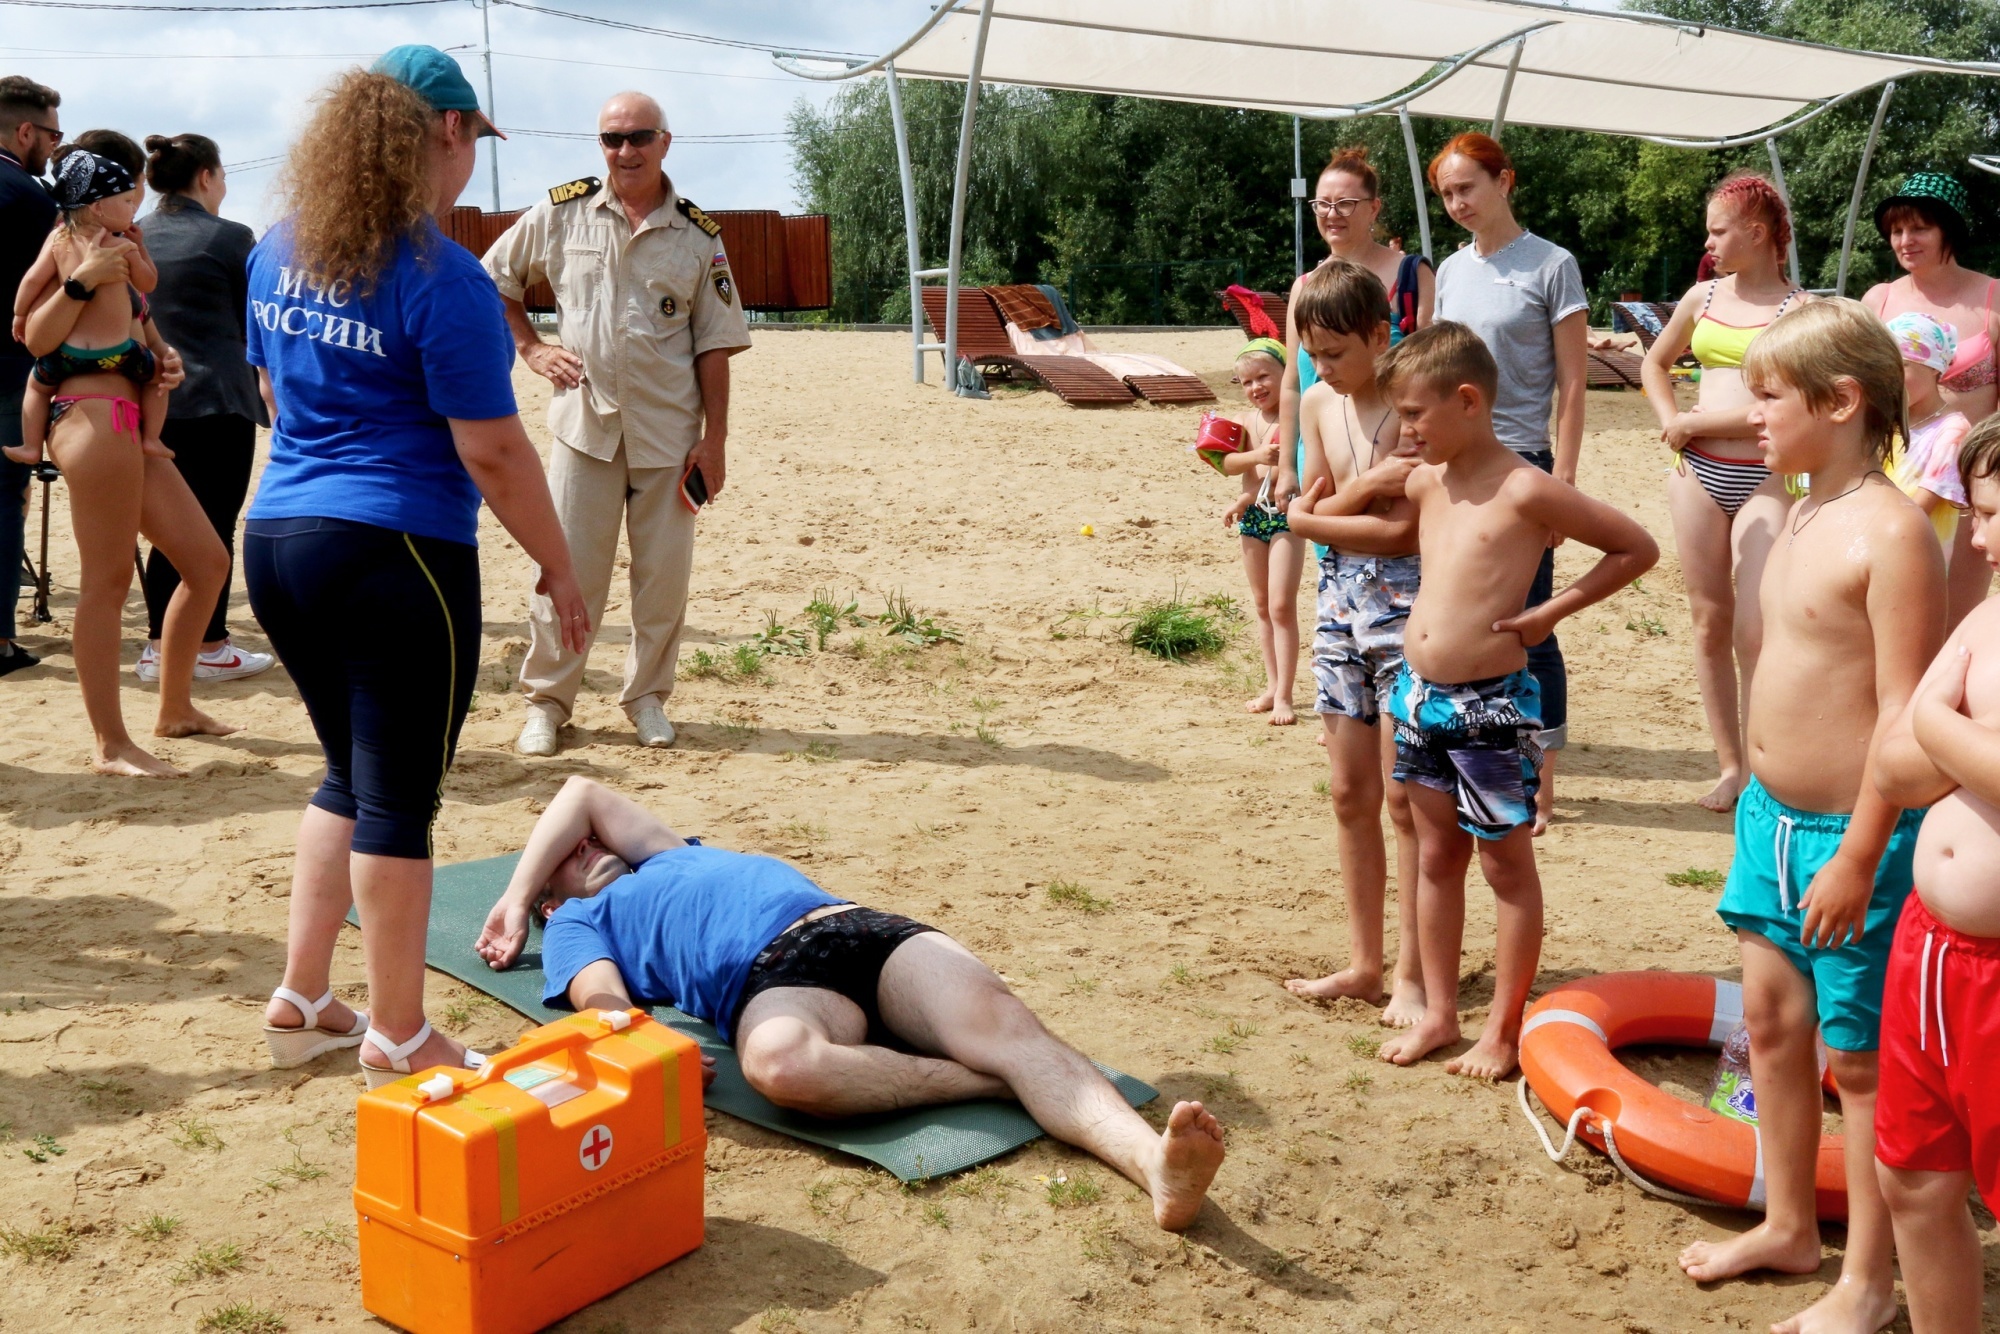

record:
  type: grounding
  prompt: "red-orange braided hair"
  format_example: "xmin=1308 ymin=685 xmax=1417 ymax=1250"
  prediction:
xmin=1709 ymin=172 xmax=1792 ymax=261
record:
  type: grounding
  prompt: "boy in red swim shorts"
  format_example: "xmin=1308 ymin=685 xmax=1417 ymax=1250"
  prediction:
xmin=1875 ymin=415 xmax=2000 ymax=1333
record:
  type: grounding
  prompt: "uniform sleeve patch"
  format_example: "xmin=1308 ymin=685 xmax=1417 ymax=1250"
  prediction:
xmin=713 ymin=271 xmax=734 ymax=306
xmin=711 ymin=251 xmax=729 ymax=266
xmin=549 ymin=176 xmax=601 ymax=205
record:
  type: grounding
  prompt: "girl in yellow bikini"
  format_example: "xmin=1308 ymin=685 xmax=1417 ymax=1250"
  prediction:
xmin=1639 ymin=173 xmax=1809 ymax=814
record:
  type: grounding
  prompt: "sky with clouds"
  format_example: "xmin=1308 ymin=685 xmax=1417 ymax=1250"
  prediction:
xmin=3 ymin=0 xmax=938 ymax=230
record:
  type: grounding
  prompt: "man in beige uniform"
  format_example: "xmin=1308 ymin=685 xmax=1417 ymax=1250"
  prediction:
xmin=484 ymin=91 xmax=751 ymax=754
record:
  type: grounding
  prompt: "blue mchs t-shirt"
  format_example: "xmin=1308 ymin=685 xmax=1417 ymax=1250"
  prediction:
xmin=541 ymin=846 xmax=844 ymax=1042
xmin=244 ymin=219 xmax=517 ymax=546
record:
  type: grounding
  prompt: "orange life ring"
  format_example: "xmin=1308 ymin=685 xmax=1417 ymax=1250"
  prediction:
xmin=1519 ymin=971 xmax=1847 ymax=1221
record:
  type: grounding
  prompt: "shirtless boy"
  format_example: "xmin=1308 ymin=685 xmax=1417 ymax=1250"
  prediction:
xmin=1278 ymin=259 xmax=1425 ymax=1025
xmin=1676 ymin=300 xmax=1945 ymax=1334
xmin=1372 ymin=322 xmax=1657 ymax=1077
xmin=1872 ymin=416 xmax=2000 ymax=1334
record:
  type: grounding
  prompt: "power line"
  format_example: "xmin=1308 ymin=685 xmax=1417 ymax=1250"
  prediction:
xmin=0 ymin=0 xmax=450 ymax=9
xmin=491 ymin=50 xmax=798 ymax=84
xmin=486 ymin=0 xmax=860 ymax=59
xmin=498 ymin=127 xmax=789 ymax=145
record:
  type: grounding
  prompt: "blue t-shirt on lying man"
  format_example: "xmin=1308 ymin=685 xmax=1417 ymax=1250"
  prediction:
xmin=244 ymin=219 xmax=517 ymax=547
xmin=540 ymin=844 xmax=844 ymax=1042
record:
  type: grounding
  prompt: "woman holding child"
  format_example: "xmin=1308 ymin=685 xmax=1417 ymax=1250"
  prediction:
xmin=1428 ymin=132 xmax=1589 ymax=833
xmin=1640 ymin=173 xmax=1806 ymax=815
xmin=1277 ymin=145 xmax=1432 ymax=509
xmin=249 ymin=47 xmax=588 ymax=1082
xmin=1865 ymin=172 xmax=1998 ymax=629
xmin=16 ymin=137 xmax=233 ymax=777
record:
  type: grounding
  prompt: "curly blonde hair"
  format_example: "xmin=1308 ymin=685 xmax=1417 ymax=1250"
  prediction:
xmin=275 ymin=69 xmax=440 ymax=294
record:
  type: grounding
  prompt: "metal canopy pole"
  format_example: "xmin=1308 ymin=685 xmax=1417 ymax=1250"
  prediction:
xmin=1764 ymin=139 xmax=1802 ymax=289
xmin=1836 ymin=80 xmax=1895 ymax=297
xmin=943 ymin=0 xmax=996 ymax=394
xmin=1400 ymin=106 xmax=1432 ymax=261
xmin=1490 ymin=36 xmax=1526 ymax=138
xmin=885 ymin=62 xmax=936 ymax=384
xmin=1293 ymin=116 xmax=1304 ymax=278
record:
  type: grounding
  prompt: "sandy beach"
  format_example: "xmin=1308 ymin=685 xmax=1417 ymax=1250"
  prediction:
xmin=0 ymin=328 xmax=1990 ymax=1331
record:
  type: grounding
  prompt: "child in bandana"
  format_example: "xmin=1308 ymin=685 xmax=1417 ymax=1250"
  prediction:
xmin=1886 ymin=310 xmax=1973 ymax=553
xmin=2 ymin=147 xmax=177 ymax=465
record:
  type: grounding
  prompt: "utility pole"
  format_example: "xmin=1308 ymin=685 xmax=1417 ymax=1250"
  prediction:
xmin=1292 ymin=116 xmax=1305 ymax=277
xmin=481 ymin=0 xmax=500 ymax=211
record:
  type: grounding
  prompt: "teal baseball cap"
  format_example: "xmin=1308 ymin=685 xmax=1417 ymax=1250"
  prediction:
xmin=372 ymin=44 xmax=504 ymax=139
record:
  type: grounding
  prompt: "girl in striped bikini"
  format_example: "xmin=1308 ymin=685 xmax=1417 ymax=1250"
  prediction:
xmin=1639 ymin=173 xmax=1809 ymax=815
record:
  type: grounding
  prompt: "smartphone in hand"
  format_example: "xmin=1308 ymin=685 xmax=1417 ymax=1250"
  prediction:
xmin=679 ymin=458 xmax=710 ymax=513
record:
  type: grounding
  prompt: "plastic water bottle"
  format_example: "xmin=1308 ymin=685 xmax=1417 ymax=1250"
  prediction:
xmin=1707 ymin=1022 xmax=1832 ymax=1124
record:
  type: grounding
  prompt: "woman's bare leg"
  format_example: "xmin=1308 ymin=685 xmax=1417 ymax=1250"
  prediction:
xmin=1266 ymin=532 xmax=1305 ymax=725
xmin=1240 ymin=535 xmax=1277 ymax=714
xmin=1728 ymin=475 xmax=1787 ymax=728
xmin=1665 ymin=465 xmax=1744 ymax=812
xmin=264 ymin=805 xmax=362 ymax=1032
xmin=45 ymin=403 xmax=176 ymax=777
xmin=137 ymin=451 xmax=234 ymax=738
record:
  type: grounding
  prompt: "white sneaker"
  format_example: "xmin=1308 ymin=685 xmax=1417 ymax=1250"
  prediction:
xmin=195 ymin=643 xmax=275 ymax=681
xmin=633 ymin=706 xmax=676 ymax=749
xmin=134 ymin=643 xmax=159 ymax=683
xmin=518 ymin=712 xmax=560 ymax=756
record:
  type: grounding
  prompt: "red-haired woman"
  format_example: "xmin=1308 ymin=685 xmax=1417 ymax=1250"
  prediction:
xmin=1277 ymin=144 xmax=1432 ymax=513
xmin=1865 ymin=172 xmax=1997 ymax=629
xmin=1429 ymin=131 xmax=1587 ymax=834
xmin=1639 ymin=172 xmax=1807 ymax=814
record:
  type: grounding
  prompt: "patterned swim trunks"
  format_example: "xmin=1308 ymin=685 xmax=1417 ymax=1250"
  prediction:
xmin=1388 ymin=664 xmax=1543 ymax=840
xmin=1313 ymin=552 xmax=1421 ymax=724
xmin=1238 ymin=502 xmax=1289 ymax=544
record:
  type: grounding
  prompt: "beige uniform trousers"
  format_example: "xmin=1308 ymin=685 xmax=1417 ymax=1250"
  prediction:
xmin=521 ymin=441 xmax=695 ymax=724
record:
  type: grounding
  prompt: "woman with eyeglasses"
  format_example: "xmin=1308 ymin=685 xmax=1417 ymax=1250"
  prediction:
xmin=1275 ymin=145 xmax=1433 ymax=515
xmin=1429 ymin=131 xmax=1590 ymax=836
xmin=246 ymin=47 xmax=588 ymax=1083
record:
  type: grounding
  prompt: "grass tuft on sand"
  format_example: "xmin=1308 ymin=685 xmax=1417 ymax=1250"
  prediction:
xmin=1126 ymin=587 xmax=1232 ymax=661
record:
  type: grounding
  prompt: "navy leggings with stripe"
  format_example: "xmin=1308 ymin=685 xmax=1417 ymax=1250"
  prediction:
xmin=245 ymin=517 xmax=479 ymax=859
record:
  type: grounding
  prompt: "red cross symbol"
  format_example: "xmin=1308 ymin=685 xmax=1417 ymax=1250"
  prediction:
xmin=579 ymin=1124 xmax=614 ymax=1172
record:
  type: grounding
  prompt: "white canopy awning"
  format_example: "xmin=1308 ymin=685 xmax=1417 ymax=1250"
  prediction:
xmin=836 ymin=0 xmax=1994 ymax=147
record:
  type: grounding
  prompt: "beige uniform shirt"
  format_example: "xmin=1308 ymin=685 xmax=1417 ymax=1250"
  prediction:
xmin=483 ymin=175 xmax=752 ymax=470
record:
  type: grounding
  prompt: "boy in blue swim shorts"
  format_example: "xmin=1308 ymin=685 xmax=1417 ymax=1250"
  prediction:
xmin=1279 ymin=260 xmax=1425 ymax=1021
xmin=1368 ymin=322 xmax=1656 ymax=1081
xmin=1669 ymin=301 xmax=1945 ymax=1334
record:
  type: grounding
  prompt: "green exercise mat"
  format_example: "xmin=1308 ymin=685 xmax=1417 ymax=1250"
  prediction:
xmin=346 ymin=854 xmax=1156 ymax=1181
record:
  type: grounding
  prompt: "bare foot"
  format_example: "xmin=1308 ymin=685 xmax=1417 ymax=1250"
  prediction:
xmin=1679 ymin=1219 xmax=1822 ymax=1284
xmin=1699 ymin=772 xmax=1744 ymax=815
xmin=140 ymin=436 xmax=175 ymax=459
xmin=1769 ymin=1273 xmax=1898 ymax=1334
xmin=2 ymin=442 xmax=41 ymax=465
xmin=361 ymin=1025 xmax=480 ymax=1077
xmin=155 ymin=708 xmax=238 ymax=738
xmin=1532 ymin=774 xmax=1555 ymax=837
xmin=265 ymin=992 xmax=360 ymax=1032
xmin=1270 ymin=700 xmax=1296 ymax=726
xmin=1379 ymin=1013 xmax=1459 ymax=1066
xmin=1285 ymin=968 xmax=1384 ymax=1003
xmin=92 ymin=741 xmax=184 ymax=778
xmin=1314 ymin=731 xmax=1326 ymax=748
xmin=1149 ymin=1100 xmax=1225 ymax=1231
xmin=1380 ymin=980 xmax=1428 ymax=1029
xmin=1245 ymin=692 xmax=1274 ymax=715
xmin=1445 ymin=1027 xmax=1518 ymax=1080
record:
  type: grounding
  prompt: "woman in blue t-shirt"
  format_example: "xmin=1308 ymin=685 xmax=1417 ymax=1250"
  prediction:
xmin=250 ymin=48 xmax=589 ymax=1085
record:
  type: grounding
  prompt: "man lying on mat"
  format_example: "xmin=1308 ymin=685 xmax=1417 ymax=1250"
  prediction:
xmin=474 ymin=776 xmax=1225 ymax=1230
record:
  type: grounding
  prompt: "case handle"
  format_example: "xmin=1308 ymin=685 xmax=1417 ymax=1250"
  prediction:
xmin=466 ymin=1009 xmax=642 ymax=1088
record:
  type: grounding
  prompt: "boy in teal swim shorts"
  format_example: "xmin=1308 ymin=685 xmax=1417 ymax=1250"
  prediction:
xmin=1370 ymin=323 xmax=1656 ymax=1079
xmin=1674 ymin=301 xmax=1945 ymax=1334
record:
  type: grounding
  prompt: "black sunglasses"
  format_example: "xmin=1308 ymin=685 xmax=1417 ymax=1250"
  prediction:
xmin=26 ymin=122 xmax=59 ymax=139
xmin=599 ymin=129 xmax=665 ymax=150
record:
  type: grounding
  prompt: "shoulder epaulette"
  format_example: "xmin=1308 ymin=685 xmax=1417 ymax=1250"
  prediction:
xmin=548 ymin=176 xmax=600 ymax=206
xmin=677 ymin=197 xmax=722 ymax=237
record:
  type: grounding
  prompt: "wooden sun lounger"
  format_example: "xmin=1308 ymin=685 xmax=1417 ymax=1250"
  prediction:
xmin=1121 ymin=374 xmax=1217 ymax=404
xmin=1586 ymin=349 xmax=1647 ymax=390
xmin=1219 ymin=289 xmax=1288 ymax=341
xmin=920 ymin=288 xmax=1136 ymax=406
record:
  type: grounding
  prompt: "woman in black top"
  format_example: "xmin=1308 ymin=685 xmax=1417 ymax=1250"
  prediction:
xmin=136 ymin=134 xmax=273 ymax=683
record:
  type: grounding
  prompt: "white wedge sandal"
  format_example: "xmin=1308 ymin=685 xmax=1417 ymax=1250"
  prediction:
xmin=358 ymin=1020 xmax=488 ymax=1090
xmin=264 ymin=986 xmax=370 ymax=1069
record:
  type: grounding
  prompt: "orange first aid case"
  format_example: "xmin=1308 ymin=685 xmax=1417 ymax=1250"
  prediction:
xmin=354 ymin=1010 xmax=705 ymax=1334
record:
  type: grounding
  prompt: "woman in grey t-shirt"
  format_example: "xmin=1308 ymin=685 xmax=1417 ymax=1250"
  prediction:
xmin=1430 ymin=131 xmax=1590 ymax=833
